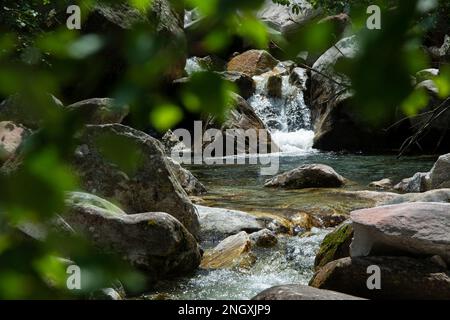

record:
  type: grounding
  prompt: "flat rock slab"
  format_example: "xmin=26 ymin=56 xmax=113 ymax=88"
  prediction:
xmin=383 ymin=189 xmax=450 ymax=205
xmin=252 ymin=284 xmax=364 ymax=300
xmin=196 ymin=205 xmax=265 ymax=241
xmin=350 ymin=202 xmax=450 ymax=263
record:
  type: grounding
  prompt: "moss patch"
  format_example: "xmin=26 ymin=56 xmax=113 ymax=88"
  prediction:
xmin=314 ymin=222 xmax=353 ymax=270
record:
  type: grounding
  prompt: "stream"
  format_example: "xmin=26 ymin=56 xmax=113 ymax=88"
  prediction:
xmin=146 ymin=59 xmax=437 ymax=300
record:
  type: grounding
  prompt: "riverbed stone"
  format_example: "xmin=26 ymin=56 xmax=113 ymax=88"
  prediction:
xmin=252 ymin=284 xmax=364 ymax=300
xmin=350 ymin=202 xmax=450 ymax=263
xmin=200 ymin=231 xmax=256 ymax=270
xmin=227 ymin=50 xmax=279 ymax=77
xmin=383 ymin=188 xmax=450 ymax=205
xmin=63 ymin=199 xmax=201 ymax=279
xmin=393 ymin=172 xmax=431 ymax=193
xmin=196 ymin=205 xmax=265 ymax=241
xmin=314 ymin=221 xmax=353 ymax=270
xmin=249 ymin=229 xmax=278 ymax=248
xmin=72 ymin=124 xmax=200 ymax=237
xmin=430 ymin=153 xmax=450 ymax=189
xmin=266 ymin=74 xmax=283 ymax=98
xmin=369 ymin=178 xmax=393 ymax=190
xmin=310 ymin=256 xmax=450 ymax=300
xmin=264 ymin=164 xmax=346 ymax=189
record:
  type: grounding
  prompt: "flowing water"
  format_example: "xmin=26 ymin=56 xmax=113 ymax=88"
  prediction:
xmin=151 ymin=60 xmax=437 ymax=300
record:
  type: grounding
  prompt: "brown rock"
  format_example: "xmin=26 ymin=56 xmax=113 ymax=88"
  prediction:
xmin=227 ymin=50 xmax=279 ymax=77
xmin=310 ymin=256 xmax=450 ymax=300
xmin=200 ymin=232 xmax=256 ymax=270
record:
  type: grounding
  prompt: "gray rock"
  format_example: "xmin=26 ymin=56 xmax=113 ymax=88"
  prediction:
xmin=219 ymin=71 xmax=256 ymax=99
xmin=350 ymin=202 xmax=450 ymax=263
xmin=73 ymin=124 xmax=200 ymax=237
xmin=252 ymin=284 xmax=365 ymax=300
xmin=65 ymin=98 xmax=129 ymax=125
xmin=63 ymin=201 xmax=201 ymax=279
xmin=369 ymin=178 xmax=393 ymax=190
xmin=430 ymin=153 xmax=450 ymax=189
xmin=393 ymin=172 xmax=430 ymax=193
xmin=167 ymin=158 xmax=207 ymax=196
xmin=383 ymin=189 xmax=450 ymax=205
xmin=310 ymin=256 xmax=450 ymax=300
xmin=289 ymin=67 xmax=307 ymax=89
xmin=264 ymin=164 xmax=346 ymax=189
xmin=204 ymin=93 xmax=278 ymax=154
xmin=196 ymin=205 xmax=265 ymax=241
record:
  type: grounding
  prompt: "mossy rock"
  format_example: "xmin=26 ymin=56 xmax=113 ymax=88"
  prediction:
xmin=314 ymin=221 xmax=353 ymax=270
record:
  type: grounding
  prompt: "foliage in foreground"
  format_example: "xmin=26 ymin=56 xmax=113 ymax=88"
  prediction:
xmin=0 ymin=0 xmax=449 ymax=298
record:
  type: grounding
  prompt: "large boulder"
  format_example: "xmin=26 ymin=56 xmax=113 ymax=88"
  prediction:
xmin=264 ymin=164 xmax=346 ymax=189
xmin=63 ymin=195 xmax=201 ymax=279
xmin=430 ymin=153 xmax=450 ymax=189
xmin=200 ymin=231 xmax=256 ymax=270
xmin=196 ymin=205 xmax=265 ymax=241
xmin=314 ymin=221 xmax=353 ymax=270
xmin=310 ymin=256 xmax=450 ymax=300
xmin=350 ymin=202 xmax=450 ymax=263
xmin=72 ymin=124 xmax=200 ymax=237
xmin=65 ymin=98 xmax=129 ymax=125
xmin=0 ymin=121 xmax=31 ymax=164
xmin=252 ymin=284 xmax=364 ymax=300
xmin=204 ymin=93 xmax=278 ymax=154
xmin=310 ymin=36 xmax=372 ymax=152
xmin=227 ymin=50 xmax=279 ymax=77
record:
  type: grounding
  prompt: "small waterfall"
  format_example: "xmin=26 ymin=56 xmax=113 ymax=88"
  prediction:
xmin=247 ymin=65 xmax=315 ymax=153
xmin=185 ymin=58 xmax=315 ymax=153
